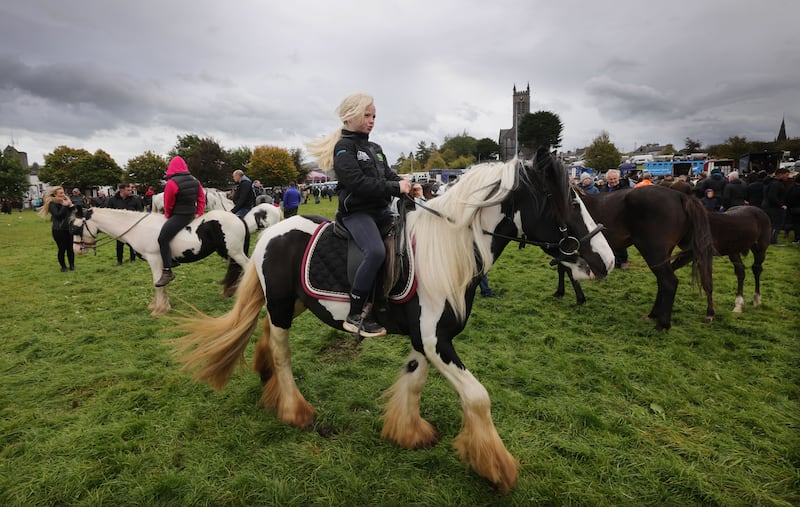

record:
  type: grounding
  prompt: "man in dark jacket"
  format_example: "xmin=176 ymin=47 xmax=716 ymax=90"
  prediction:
xmin=108 ymin=183 xmax=144 ymax=265
xmin=762 ymin=167 xmax=790 ymax=244
xmin=721 ymin=171 xmax=747 ymax=210
xmin=746 ymin=171 xmax=767 ymax=209
xmin=231 ymin=170 xmax=255 ymax=218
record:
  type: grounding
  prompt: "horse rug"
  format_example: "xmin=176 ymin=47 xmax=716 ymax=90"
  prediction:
xmin=301 ymin=221 xmax=416 ymax=303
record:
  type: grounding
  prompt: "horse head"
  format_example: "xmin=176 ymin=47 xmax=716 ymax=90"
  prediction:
xmin=69 ymin=207 xmax=98 ymax=255
xmin=513 ymin=147 xmax=614 ymax=281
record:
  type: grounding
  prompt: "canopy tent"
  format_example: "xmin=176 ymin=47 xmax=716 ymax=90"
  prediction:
xmin=305 ymin=171 xmax=329 ymax=183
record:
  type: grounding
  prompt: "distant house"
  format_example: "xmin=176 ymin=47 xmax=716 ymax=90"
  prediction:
xmin=4 ymin=145 xmax=48 ymax=206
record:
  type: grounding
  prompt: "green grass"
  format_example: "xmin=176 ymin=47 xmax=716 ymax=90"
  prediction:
xmin=1 ymin=200 xmax=798 ymax=506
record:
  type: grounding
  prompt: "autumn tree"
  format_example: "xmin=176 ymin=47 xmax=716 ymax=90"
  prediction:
xmin=0 ymin=151 xmax=28 ymax=200
xmin=424 ymin=151 xmax=448 ymax=170
xmin=518 ymin=111 xmax=563 ymax=151
xmin=248 ymin=146 xmax=298 ymax=186
xmin=584 ymin=131 xmax=622 ymax=172
xmin=127 ymin=151 xmax=168 ymax=191
xmin=168 ymin=134 xmax=229 ymax=188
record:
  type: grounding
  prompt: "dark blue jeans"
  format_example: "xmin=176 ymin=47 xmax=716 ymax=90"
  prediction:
xmin=341 ymin=210 xmax=389 ymax=295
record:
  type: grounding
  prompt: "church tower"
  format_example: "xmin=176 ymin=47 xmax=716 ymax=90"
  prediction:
xmin=498 ymin=83 xmax=532 ymax=161
xmin=512 ymin=83 xmax=531 ymax=131
xmin=776 ymin=117 xmax=787 ymax=142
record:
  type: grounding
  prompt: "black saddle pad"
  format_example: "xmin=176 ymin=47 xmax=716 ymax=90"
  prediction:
xmin=301 ymin=221 xmax=416 ymax=303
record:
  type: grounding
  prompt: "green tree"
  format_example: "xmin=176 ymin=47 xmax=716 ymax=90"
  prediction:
xmin=248 ymin=146 xmax=298 ymax=186
xmin=707 ymin=136 xmax=751 ymax=160
xmin=518 ymin=111 xmax=563 ymax=151
xmin=476 ymin=137 xmax=500 ymax=162
xmin=39 ymin=146 xmax=122 ymax=191
xmin=289 ymin=148 xmax=308 ymax=183
xmin=168 ymin=135 xmax=229 ymax=188
xmin=584 ymin=131 xmax=622 ymax=172
xmin=227 ymin=146 xmax=252 ymax=174
xmin=127 ymin=151 xmax=168 ymax=191
xmin=684 ymin=137 xmax=703 ymax=154
xmin=414 ymin=141 xmax=434 ymax=167
xmin=0 ymin=151 xmax=28 ymax=200
xmin=441 ymin=133 xmax=477 ymax=159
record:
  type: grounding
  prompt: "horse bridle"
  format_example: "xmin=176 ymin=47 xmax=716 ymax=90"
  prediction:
xmin=70 ymin=211 xmax=149 ymax=254
xmin=406 ymin=188 xmax=605 ymax=260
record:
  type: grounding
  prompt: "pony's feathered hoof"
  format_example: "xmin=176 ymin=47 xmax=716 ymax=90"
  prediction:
xmin=381 ymin=417 xmax=440 ymax=449
xmin=753 ymin=293 xmax=762 ymax=307
xmin=453 ymin=427 xmax=518 ymax=493
xmin=704 ymin=316 xmax=714 ymax=323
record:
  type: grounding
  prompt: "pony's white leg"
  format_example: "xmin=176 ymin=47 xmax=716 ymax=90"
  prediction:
xmin=146 ymin=258 xmax=170 ymax=316
xmin=732 ymin=294 xmax=744 ymax=313
xmin=753 ymin=292 xmax=762 ymax=307
xmin=259 ymin=319 xmax=315 ymax=430
xmin=424 ymin=340 xmax=518 ymax=493
xmin=150 ymin=287 xmax=171 ymax=317
xmin=381 ymin=349 xmax=439 ymax=448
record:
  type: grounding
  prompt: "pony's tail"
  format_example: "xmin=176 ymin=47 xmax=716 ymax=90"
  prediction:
xmin=171 ymin=260 xmax=265 ymax=390
xmin=684 ymin=196 xmax=714 ymax=294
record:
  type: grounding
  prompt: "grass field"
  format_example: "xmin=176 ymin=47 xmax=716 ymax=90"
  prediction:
xmin=1 ymin=199 xmax=798 ymax=506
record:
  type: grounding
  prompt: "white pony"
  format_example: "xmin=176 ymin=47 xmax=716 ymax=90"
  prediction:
xmin=71 ymin=208 xmax=253 ymax=316
xmin=151 ymin=188 xmax=233 ymax=214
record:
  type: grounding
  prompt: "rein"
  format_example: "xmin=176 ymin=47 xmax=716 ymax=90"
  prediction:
xmin=405 ymin=192 xmax=605 ymax=258
xmin=73 ymin=211 xmax=150 ymax=254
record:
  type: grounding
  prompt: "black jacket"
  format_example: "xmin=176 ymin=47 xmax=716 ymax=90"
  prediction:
xmin=48 ymin=202 xmax=72 ymax=231
xmin=761 ymin=177 xmax=786 ymax=210
xmin=721 ymin=179 xmax=747 ymax=209
xmin=232 ymin=176 xmax=255 ymax=213
xmin=108 ymin=192 xmax=144 ymax=212
xmin=333 ymin=130 xmax=401 ymax=216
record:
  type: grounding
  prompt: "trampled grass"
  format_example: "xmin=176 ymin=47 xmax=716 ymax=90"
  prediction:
xmin=1 ymin=199 xmax=798 ymax=506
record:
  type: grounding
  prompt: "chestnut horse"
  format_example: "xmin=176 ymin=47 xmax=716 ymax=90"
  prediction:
xmin=554 ymin=185 xmax=714 ymax=329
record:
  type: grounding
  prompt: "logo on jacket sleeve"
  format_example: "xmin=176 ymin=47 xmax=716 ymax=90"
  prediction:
xmin=357 ymin=150 xmax=370 ymax=161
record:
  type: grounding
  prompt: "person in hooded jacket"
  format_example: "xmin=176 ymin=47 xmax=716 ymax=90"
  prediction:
xmin=762 ymin=167 xmax=790 ymax=244
xmin=155 ymin=156 xmax=206 ymax=286
xmin=308 ymin=92 xmax=421 ymax=338
xmin=578 ymin=172 xmax=599 ymax=194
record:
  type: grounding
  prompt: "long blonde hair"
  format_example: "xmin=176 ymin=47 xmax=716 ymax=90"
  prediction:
xmin=307 ymin=93 xmax=374 ymax=170
xmin=38 ymin=186 xmax=64 ymax=218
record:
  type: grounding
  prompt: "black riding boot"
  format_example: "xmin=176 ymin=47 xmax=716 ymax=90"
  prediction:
xmin=343 ymin=290 xmax=386 ymax=338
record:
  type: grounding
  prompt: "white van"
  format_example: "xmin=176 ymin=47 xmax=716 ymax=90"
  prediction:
xmin=629 ymin=155 xmax=654 ymax=165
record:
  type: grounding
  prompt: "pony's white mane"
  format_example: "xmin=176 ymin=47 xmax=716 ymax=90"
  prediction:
xmin=410 ymin=159 xmax=520 ymax=322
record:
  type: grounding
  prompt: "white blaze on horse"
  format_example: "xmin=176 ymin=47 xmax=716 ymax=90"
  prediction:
xmin=71 ymin=207 xmax=254 ymax=316
xmin=171 ymin=150 xmax=614 ymax=493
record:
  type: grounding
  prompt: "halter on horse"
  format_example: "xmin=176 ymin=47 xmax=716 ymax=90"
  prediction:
xmin=172 ymin=150 xmax=614 ymax=492
xmin=70 ymin=207 xmax=254 ymax=316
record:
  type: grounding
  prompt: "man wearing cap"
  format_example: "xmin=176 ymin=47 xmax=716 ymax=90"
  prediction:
xmin=762 ymin=167 xmax=790 ymax=244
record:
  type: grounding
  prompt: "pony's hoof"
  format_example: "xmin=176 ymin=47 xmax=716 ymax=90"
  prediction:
xmin=704 ymin=316 xmax=714 ymax=323
xmin=732 ymin=307 xmax=743 ymax=313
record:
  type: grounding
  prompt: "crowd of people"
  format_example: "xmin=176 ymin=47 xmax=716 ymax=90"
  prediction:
xmin=574 ymin=166 xmax=800 ymax=245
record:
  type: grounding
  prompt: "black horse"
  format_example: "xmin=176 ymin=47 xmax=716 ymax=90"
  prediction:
xmin=554 ymin=185 xmax=715 ymax=330
xmin=672 ymin=205 xmax=771 ymax=313
xmin=171 ymin=150 xmax=614 ymax=493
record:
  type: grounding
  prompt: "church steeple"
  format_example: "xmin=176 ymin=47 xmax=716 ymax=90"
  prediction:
xmin=776 ymin=117 xmax=787 ymax=142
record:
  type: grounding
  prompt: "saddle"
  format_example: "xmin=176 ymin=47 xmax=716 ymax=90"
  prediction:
xmin=301 ymin=200 xmax=416 ymax=304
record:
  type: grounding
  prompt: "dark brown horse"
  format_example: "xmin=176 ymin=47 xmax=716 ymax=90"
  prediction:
xmin=554 ymin=185 xmax=715 ymax=329
xmin=672 ymin=206 xmax=771 ymax=313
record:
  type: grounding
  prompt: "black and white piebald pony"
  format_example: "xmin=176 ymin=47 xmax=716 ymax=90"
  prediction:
xmin=171 ymin=151 xmax=615 ymax=492
xmin=71 ymin=208 xmax=254 ymax=316
xmin=151 ymin=188 xmax=234 ymax=214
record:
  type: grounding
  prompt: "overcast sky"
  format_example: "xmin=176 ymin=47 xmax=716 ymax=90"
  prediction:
xmin=1 ymin=0 xmax=798 ymax=168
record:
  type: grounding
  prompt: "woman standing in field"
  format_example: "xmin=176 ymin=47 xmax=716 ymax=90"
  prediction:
xmin=39 ymin=186 xmax=75 ymax=272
